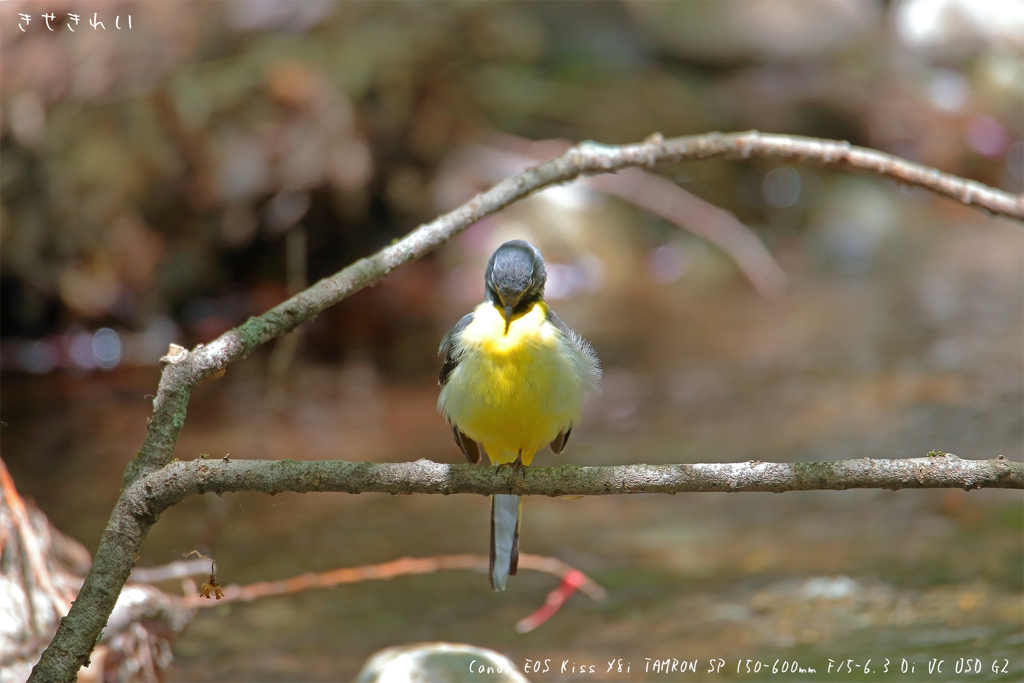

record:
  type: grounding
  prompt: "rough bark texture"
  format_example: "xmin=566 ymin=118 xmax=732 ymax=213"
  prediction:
xmin=30 ymin=132 xmax=1024 ymax=683
xmin=130 ymin=455 xmax=1021 ymax=508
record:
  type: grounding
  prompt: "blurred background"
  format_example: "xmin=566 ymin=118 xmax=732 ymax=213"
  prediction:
xmin=1 ymin=1 xmax=1022 ymax=681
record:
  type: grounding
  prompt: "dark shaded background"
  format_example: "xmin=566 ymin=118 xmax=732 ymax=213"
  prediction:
xmin=1 ymin=1 xmax=1022 ymax=681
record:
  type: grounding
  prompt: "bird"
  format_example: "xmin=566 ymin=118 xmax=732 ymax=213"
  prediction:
xmin=437 ymin=239 xmax=601 ymax=590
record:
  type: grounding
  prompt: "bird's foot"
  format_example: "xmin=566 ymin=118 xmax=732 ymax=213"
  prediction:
xmin=495 ymin=451 xmax=527 ymax=479
xmin=512 ymin=450 xmax=527 ymax=479
xmin=512 ymin=450 xmax=528 ymax=479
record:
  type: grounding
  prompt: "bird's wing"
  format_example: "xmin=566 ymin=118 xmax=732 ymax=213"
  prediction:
xmin=544 ymin=308 xmax=600 ymax=456
xmin=450 ymin=422 xmax=482 ymax=464
xmin=438 ymin=312 xmax=474 ymax=386
xmin=549 ymin=426 xmax=572 ymax=455
xmin=545 ymin=308 xmax=602 ymax=391
xmin=439 ymin=312 xmax=482 ymax=464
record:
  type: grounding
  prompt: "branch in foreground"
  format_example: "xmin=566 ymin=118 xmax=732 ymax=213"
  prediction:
xmin=126 ymin=456 xmax=1023 ymax=512
xmin=31 ymin=132 xmax=1023 ymax=683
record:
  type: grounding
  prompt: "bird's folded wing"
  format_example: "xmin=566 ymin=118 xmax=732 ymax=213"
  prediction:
xmin=438 ymin=312 xmax=474 ymax=386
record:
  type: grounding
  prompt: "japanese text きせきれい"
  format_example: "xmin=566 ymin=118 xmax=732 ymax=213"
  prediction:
xmin=18 ymin=12 xmax=132 ymax=32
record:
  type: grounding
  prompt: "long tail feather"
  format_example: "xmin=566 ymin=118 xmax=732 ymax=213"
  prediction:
xmin=510 ymin=497 xmax=521 ymax=576
xmin=490 ymin=494 xmax=521 ymax=590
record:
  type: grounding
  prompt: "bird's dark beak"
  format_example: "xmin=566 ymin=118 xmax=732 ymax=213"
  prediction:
xmin=503 ymin=304 xmax=514 ymax=334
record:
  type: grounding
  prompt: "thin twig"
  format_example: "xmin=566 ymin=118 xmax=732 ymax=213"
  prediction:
xmin=516 ymin=569 xmax=592 ymax=633
xmin=30 ymin=132 xmax=1023 ymax=683
xmin=182 ymin=553 xmax=605 ymax=608
xmin=585 ymin=169 xmax=787 ymax=298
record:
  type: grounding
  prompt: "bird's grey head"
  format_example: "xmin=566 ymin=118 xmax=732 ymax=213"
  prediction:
xmin=484 ymin=240 xmax=547 ymax=325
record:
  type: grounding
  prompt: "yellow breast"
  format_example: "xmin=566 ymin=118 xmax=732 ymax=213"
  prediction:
xmin=439 ymin=301 xmax=586 ymax=464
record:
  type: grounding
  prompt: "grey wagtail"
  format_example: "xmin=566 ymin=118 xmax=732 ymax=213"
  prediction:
xmin=438 ymin=240 xmax=601 ymax=590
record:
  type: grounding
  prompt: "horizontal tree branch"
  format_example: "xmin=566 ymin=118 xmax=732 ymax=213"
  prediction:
xmin=126 ymin=456 xmax=1022 ymax=514
xmin=31 ymin=132 xmax=1023 ymax=683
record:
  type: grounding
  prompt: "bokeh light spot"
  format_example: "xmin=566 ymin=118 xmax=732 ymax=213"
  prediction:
xmin=92 ymin=328 xmax=122 ymax=370
xmin=965 ymin=114 xmax=1009 ymax=158
xmin=647 ymin=243 xmax=690 ymax=284
xmin=762 ymin=166 xmax=801 ymax=208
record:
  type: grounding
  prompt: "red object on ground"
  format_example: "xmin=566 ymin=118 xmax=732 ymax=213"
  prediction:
xmin=515 ymin=569 xmax=588 ymax=633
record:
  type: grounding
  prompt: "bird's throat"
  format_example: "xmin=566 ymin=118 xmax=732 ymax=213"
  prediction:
xmin=465 ymin=301 xmax=550 ymax=354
